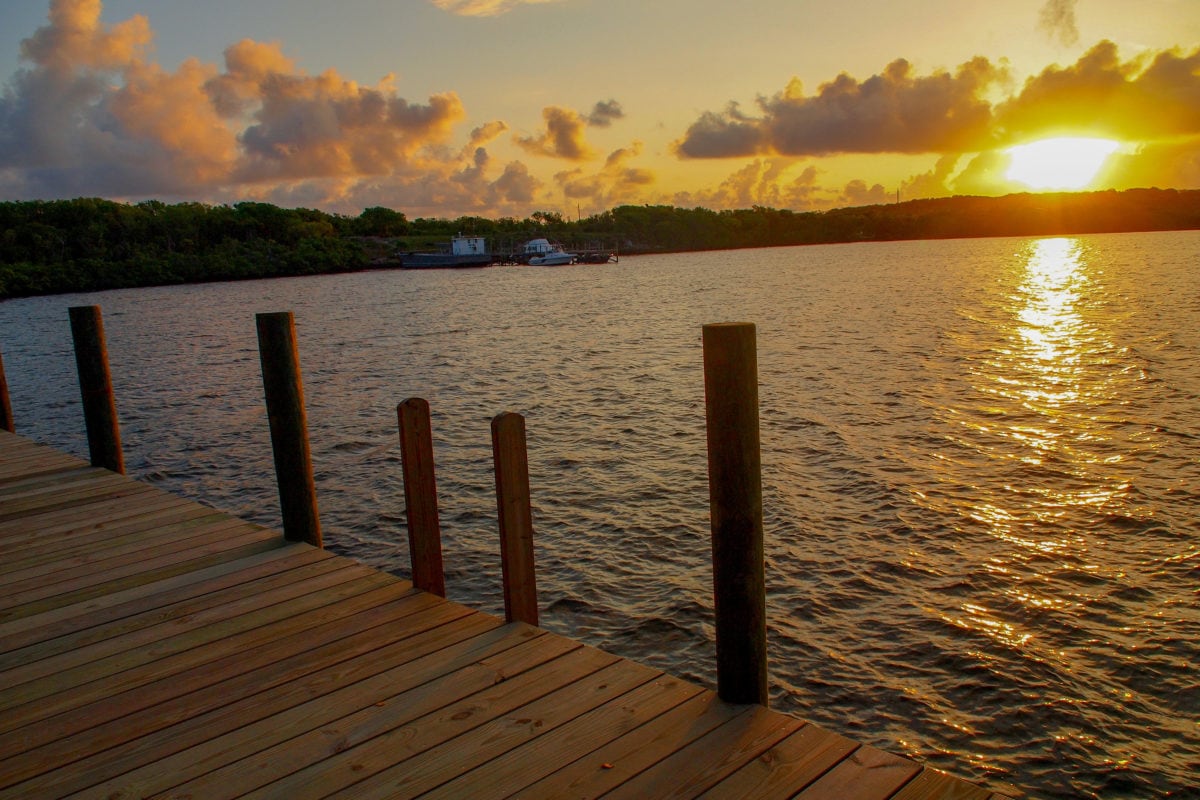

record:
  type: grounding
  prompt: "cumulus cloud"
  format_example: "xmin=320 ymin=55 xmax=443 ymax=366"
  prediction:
xmin=899 ymin=154 xmax=960 ymax=200
xmin=0 ymin=0 xmax=491 ymax=209
xmin=513 ymin=99 xmax=626 ymax=160
xmin=429 ymin=0 xmax=563 ymax=17
xmin=20 ymin=0 xmax=151 ymax=72
xmin=491 ymin=161 xmax=541 ymax=203
xmin=1038 ymin=0 xmax=1079 ymax=47
xmin=994 ymin=40 xmax=1200 ymax=142
xmin=553 ymin=141 xmax=655 ymax=211
xmin=673 ymin=158 xmax=838 ymax=211
xmin=586 ymin=100 xmax=624 ymax=128
xmin=675 ymin=57 xmax=1008 ymax=159
xmin=840 ymin=179 xmax=889 ymax=206
xmin=514 ymin=106 xmax=597 ymax=160
xmin=465 ymin=120 xmax=509 ymax=151
xmin=677 ymin=41 xmax=1200 ymax=161
xmin=673 ymin=39 xmax=1200 ymax=207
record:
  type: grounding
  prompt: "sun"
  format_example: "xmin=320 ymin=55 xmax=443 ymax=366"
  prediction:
xmin=1005 ymin=137 xmax=1121 ymax=190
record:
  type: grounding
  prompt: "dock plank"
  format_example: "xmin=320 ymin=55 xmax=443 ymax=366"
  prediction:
xmin=0 ymin=525 xmax=282 ymax=622
xmin=161 ymin=632 xmax=594 ymax=799
xmin=890 ymin=768 xmax=997 ymax=800
xmin=0 ymin=502 xmax=228 ymax=568
xmin=0 ymin=510 xmax=255 ymax=581
xmin=792 ymin=743 xmax=923 ymax=799
xmin=420 ymin=671 xmax=706 ymax=799
xmin=0 ymin=552 xmax=352 ymax=675
xmin=695 ymin=723 xmax=859 ymax=799
xmin=0 ymin=520 xmax=276 ymax=613
xmin=337 ymin=658 xmax=662 ymax=800
xmin=600 ymin=704 xmax=805 ymax=800
xmin=4 ymin=602 xmax=502 ymax=798
xmin=0 ymin=542 xmax=324 ymax=647
xmin=0 ymin=429 xmax=1004 ymax=800
xmin=0 ymin=568 xmax=398 ymax=732
xmin=513 ymin=691 xmax=751 ymax=798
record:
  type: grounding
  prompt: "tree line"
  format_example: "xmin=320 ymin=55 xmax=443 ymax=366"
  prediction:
xmin=1 ymin=188 xmax=1197 ymax=299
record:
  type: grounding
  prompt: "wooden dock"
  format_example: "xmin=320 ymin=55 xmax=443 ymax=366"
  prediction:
xmin=0 ymin=430 xmax=1004 ymax=799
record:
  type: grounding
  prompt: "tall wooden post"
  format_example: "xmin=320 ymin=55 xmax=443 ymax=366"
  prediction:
xmin=491 ymin=411 xmax=538 ymax=625
xmin=0 ymin=344 xmax=13 ymax=433
xmin=69 ymin=306 xmax=124 ymax=474
xmin=702 ymin=322 xmax=768 ymax=706
xmin=256 ymin=312 xmax=322 ymax=547
xmin=397 ymin=397 xmax=446 ymax=597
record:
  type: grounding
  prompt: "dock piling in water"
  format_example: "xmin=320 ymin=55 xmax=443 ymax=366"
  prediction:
xmin=68 ymin=305 xmax=124 ymax=474
xmin=702 ymin=321 xmax=769 ymax=706
xmin=0 ymin=344 xmax=12 ymax=433
xmin=256 ymin=311 xmax=322 ymax=548
xmin=491 ymin=411 xmax=539 ymax=625
xmin=397 ymin=397 xmax=446 ymax=597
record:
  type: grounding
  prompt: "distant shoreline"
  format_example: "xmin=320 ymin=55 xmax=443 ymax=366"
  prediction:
xmin=2 ymin=188 xmax=1197 ymax=300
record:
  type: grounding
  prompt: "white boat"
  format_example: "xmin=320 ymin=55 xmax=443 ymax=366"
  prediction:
xmin=523 ymin=238 xmax=576 ymax=266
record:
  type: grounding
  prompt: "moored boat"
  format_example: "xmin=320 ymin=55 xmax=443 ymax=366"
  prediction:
xmin=400 ymin=235 xmax=493 ymax=269
xmin=523 ymin=238 xmax=576 ymax=266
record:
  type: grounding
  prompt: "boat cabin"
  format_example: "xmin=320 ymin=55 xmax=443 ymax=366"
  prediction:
xmin=452 ymin=235 xmax=488 ymax=255
xmin=523 ymin=238 xmax=556 ymax=255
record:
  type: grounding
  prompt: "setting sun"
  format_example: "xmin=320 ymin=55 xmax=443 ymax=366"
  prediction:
xmin=1005 ymin=137 xmax=1121 ymax=190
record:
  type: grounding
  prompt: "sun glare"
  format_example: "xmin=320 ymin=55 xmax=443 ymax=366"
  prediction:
xmin=1005 ymin=137 xmax=1121 ymax=190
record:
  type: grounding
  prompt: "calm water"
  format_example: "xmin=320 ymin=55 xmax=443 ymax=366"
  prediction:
xmin=1 ymin=231 xmax=1197 ymax=799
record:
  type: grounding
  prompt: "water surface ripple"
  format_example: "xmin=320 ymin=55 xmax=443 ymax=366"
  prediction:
xmin=1 ymin=231 xmax=1197 ymax=799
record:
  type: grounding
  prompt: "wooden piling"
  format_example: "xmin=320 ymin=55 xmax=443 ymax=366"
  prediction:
xmin=69 ymin=305 xmax=124 ymax=474
xmin=491 ymin=411 xmax=538 ymax=625
xmin=397 ymin=397 xmax=446 ymax=597
xmin=0 ymin=344 xmax=12 ymax=433
xmin=702 ymin=321 xmax=768 ymax=706
xmin=256 ymin=311 xmax=321 ymax=548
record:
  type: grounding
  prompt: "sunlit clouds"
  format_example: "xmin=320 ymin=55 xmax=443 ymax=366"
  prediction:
xmin=515 ymin=106 xmax=595 ymax=161
xmin=512 ymin=101 xmax=625 ymax=163
xmin=993 ymin=41 xmax=1200 ymax=143
xmin=1 ymin=0 xmax=1198 ymax=217
xmin=1038 ymin=0 xmax=1080 ymax=48
xmin=554 ymin=141 xmax=655 ymax=209
xmin=674 ymin=57 xmax=1008 ymax=158
xmin=676 ymin=40 xmax=1200 ymax=199
xmin=428 ymin=0 xmax=564 ymax=17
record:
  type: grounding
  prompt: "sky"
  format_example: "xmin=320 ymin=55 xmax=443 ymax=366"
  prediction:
xmin=0 ymin=0 xmax=1198 ymax=219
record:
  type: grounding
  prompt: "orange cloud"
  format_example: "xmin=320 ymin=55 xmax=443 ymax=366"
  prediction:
xmin=898 ymin=154 xmax=960 ymax=200
xmin=515 ymin=106 xmax=602 ymax=160
xmin=4 ymin=1 xmax=1195 ymax=219
xmin=111 ymin=58 xmax=238 ymax=184
xmin=673 ymin=159 xmax=837 ymax=211
xmin=553 ymin=141 xmax=655 ymax=211
xmin=464 ymin=120 xmax=509 ymax=152
xmin=840 ymin=179 xmax=889 ymax=206
xmin=675 ymin=56 xmax=1007 ymax=158
xmin=20 ymin=0 xmax=151 ymax=72
xmin=676 ymin=40 xmax=1200 ymax=162
xmin=994 ymin=40 xmax=1200 ymax=142
xmin=675 ymin=39 xmax=1200 ymax=207
xmin=429 ymin=0 xmax=563 ymax=16
xmin=1107 ymin=139 xmax=1200 ymax=190
xmin=0 ymin=0 xmax=475 ymax=205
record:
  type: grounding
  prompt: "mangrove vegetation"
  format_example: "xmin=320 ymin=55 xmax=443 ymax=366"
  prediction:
xmin=1 ymin=188 xmax=1197 ymax=299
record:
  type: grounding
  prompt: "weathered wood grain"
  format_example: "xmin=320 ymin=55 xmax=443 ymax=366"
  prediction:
xmin=0 ymin=429 xmax=1004 ymax=800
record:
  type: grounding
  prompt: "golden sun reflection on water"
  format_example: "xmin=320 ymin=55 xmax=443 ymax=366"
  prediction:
xmin=998 ymin=237 xmax=1129 ymax=513
xmin=936 ymin=237 xmax=1142 ymax=652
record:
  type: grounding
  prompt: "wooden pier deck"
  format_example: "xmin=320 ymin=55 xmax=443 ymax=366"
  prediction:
xmin=0 ymin=430 xmax=1002 ymax=799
